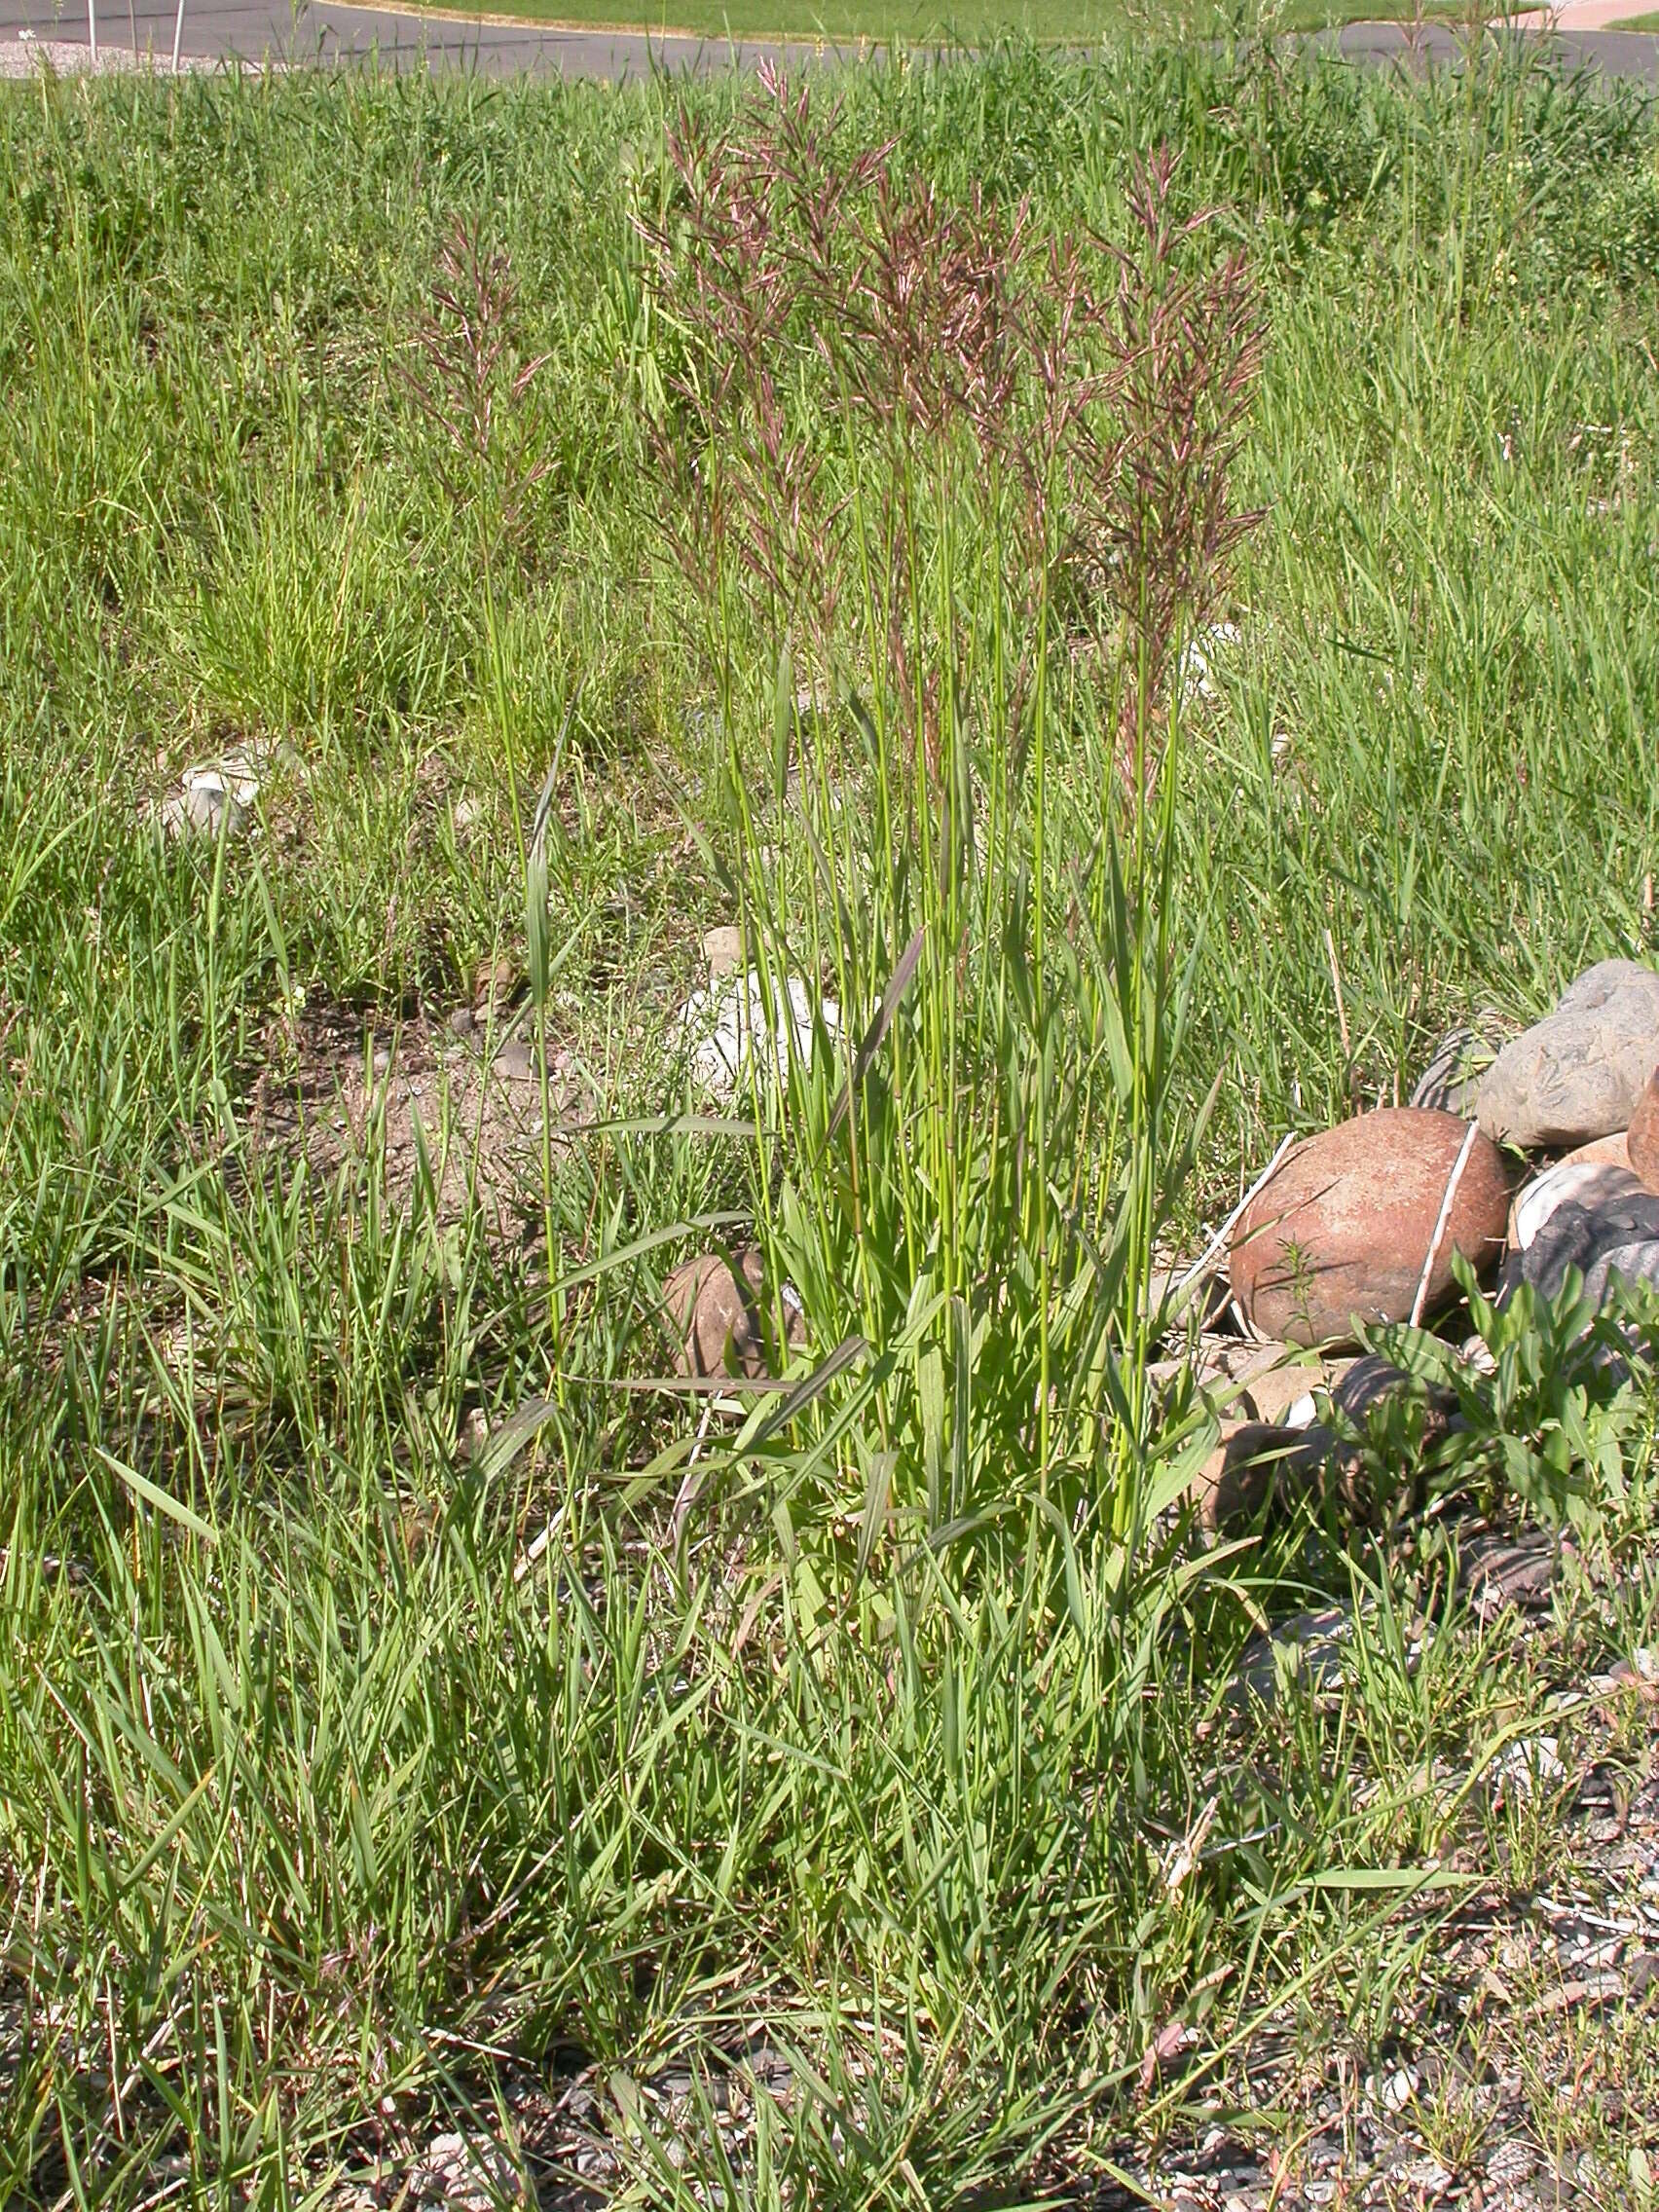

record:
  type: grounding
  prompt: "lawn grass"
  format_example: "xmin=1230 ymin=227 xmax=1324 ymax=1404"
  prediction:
xmin=322 ymin=0 xmax=1491 ymax=55
xmin=3 ymin=33 xmax=1659 ymax=2208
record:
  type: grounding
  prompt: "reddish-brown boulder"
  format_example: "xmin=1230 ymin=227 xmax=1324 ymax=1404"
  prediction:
xmin=1230 ymin=1108 xmax=1510 ymax=1346
xmin=1628 ymin=1069 xmax=1659 ymax=1191
xmin=662 ymin=1247 xmax=807 ymax=1380
xmin=663 ymin=1249 xmax=771 ymax=1380
xmin=1560 ymin=1130 xmax=1632 ymax=1172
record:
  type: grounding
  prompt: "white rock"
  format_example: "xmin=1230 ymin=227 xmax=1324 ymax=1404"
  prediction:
xmin=1180 ymin=621 xmax=1241 ymax=705
xmin=1369 ymin=2063 xmax=1419 ymax=2114
xmin=408 ymin=2132 xmax=523 ymax=2209
xmin=679 ymin=968 xmax=839 ymax=1099
xmin=158 ymin=754 xmax=264 ymax=841
xmin=1510 ymin=1160 xmax=1646 ymax=1252
xmin=1458 ymin=1331 xmax=1498 ymax=1377
xmin=1493 ymin=1734 xmax=1565 ymax=1798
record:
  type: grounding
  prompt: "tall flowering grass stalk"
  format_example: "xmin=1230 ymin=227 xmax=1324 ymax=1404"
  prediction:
xmin=640 ymin=70 xmax=1263 ymax=1606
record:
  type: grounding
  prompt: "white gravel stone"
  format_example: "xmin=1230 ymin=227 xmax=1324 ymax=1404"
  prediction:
xmin=679 ymin=967 xmax=839 ymax=1099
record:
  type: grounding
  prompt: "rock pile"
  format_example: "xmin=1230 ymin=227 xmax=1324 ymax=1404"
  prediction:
xmin=660 ymin=953 xmax=1659 ymax=1533
xmin=1204 ymin=957 xmax=1659 ymax=1530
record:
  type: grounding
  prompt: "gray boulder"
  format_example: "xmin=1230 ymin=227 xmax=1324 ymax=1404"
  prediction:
xmin=1476 ymin=960 xmax=1659 ymax=1150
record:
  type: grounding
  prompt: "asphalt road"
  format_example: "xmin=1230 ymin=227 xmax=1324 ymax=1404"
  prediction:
xmin=0 ymin=0 xmax=821 ymax=76
xmin=1332 ymin=15 xmax=1659 ymax=77
xmin=1 ymin=0 xmax=1657 ymax=83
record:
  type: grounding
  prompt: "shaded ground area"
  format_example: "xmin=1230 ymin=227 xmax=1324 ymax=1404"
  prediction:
xmin=250 ymin=1001 xmax=581 ymax=1228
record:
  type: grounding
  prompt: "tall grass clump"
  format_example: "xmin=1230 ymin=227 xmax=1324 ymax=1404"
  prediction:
xmin=640 ymin=70 xmax=1261 ymax=1581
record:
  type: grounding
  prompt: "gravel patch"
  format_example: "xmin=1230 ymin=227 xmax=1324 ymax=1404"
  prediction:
xmin=0 ymin=33 xmax=240 ymax=73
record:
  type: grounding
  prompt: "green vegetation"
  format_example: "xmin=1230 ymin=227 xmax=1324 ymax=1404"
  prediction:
xmin=4 ymin=36 xmax=1659 ymax=2207
xmin=345 ymin=0 xmax=1467 ymax=50
xmin=324 ymin=0 xmax=1492 ymax=55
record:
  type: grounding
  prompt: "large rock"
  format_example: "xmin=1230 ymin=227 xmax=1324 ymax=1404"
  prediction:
xmin=1510 ymin=1158 xmax=1640 ymax=1254
xmin=662 ymin=1247 xmax=807 ymax=1380
xmin=1409 ymin=1010 xmax=1510 ymax=1119
xmin=1194 ymin=1354 xmax=1459 ymax=1533
xmin=1193 ymin=1420 xmax=1331 ymax=1532
xmin=1230 ymin=1108 xmax=1509 ymax=1346
xmin=1561 ymin=1130 xmax=1632 ymax=1173
xmin=1503 ymin=1175 xmax=1659 ymax=1309
xmin=679 ymin=969 xmax=840 ymax=1100
xmin=1476 ymin=960 xmax=1659 ymax=1151
xmin=663 ymin=1249 xmax=771 ymax=1380
xmin=1233 ymin=1350 xmax=1352 ymax=1427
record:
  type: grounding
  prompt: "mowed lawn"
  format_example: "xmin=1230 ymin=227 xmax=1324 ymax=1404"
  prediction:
xmin=348 ymin=0 xmax=1493 ymax=53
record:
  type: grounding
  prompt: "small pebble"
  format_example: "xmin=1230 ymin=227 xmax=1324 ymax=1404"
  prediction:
xmin=1487 ymin=2141 xmax=1537 ymax=2187
xmin=494 ymin=1039 xmax=534 ymax=1082
xmin=372 ymin=1046 xmax=393 ymax=1078
xmin=474 ymin=952 xmax=518 ymax=1011
xmin=703 ymin=924 xmax=745 ymax=979
xmin=1370 ymin=2063 xmax=1419 ymax=2114
xmin=446 ymin=1004 xmax=476 ymax=1038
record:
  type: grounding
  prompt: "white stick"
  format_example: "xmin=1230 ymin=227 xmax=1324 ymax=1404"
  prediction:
xmin=88 ymin=0 xmax=96 ymax=63
xmin=1171 ymin=1132 xmax=1298 ymax=1312
xmin=171 ymin=0 xmax=186 ymax=71
xmin=1411 ymin=1119 xmax=1481 ymax=1328
xmin=512 ymin=1505 xmax=564 ymax=1586
xmin=669 ymin=1398 xmax=718 ymax=1549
